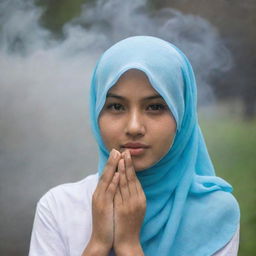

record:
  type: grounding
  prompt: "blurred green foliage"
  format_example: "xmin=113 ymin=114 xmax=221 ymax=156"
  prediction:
xmin=36 ymin=0 xmax=162 ymax=34
xmin=37 ymin=0 xmax=89 ymax=35
xmin=200 ymin=114 xmax=256 ymax=255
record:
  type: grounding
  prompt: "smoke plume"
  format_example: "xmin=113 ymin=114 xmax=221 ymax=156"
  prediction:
xmin=0 ymin=0 xmax=232 ymax=254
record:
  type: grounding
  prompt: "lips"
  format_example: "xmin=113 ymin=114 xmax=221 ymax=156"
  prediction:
xmin=121 ymin=142 xmax=149 ymax=156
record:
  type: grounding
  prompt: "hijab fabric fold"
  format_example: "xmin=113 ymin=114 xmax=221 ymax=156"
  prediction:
xmin=89 ymin=36 xmax=240 ymax=255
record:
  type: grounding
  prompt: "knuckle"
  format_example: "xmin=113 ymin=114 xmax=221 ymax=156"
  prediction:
xmin=107 ymin=154 xmax=118 ymax=167
xmin=127 ymin=174 xmax=135 ymax=182
xmin=120 ymin=181 xmax=127 ymax=189
xmin=105 ymin=160 xmax=113 ymax=169
xmin=101 ymin=163 xmax=115 ymax=177
xmin=107 ymin=184 xmax=115 ymax=194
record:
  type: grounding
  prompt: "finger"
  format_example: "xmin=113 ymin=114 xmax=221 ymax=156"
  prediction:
xmin=124 ymin=150 xmax=138 ymax=195
xmin=114 ymin=185 xmax=123 ymax=205
xmin=106 ymin=172 xmax=120 ymax=199
xmin=135 ymin=176 xmax=144 ymax=192
xmin=98 ymin=149 xmax=121 ymax=193
xmin=118 ymin=158 xmax=130 ymax=200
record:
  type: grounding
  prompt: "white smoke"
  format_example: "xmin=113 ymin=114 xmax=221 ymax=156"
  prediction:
xmin=0 ymin=0 xmax=233 ymax=254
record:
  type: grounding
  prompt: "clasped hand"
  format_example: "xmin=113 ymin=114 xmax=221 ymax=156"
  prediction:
xmin=88 ymin=149 xmax=146 ymax=256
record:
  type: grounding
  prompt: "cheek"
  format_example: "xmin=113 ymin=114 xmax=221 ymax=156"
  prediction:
xmin=98 ymin=115 xmax=122 ymax=148
xmin=151 ymin=117 xmax=176 ymax=150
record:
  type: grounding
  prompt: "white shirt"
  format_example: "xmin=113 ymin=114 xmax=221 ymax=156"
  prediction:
xmin=29 ymin=173 xmax=239 ymax=256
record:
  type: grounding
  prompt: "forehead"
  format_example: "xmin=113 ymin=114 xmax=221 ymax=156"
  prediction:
xmin=108 ymin=69 xmax=160 ymax=97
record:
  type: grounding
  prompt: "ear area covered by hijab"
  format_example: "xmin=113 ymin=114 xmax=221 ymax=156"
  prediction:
xmin=89 ymin=36 xmax=240 ymax=256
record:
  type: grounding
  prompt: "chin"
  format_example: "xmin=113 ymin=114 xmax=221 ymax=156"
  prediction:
xmin=132 ymin=160 xmax=152 ymax=172
xmin=134 ymin=167 xmax=145 ymax=172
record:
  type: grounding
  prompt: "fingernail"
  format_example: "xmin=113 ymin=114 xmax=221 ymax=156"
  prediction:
xmin=112 ymin=149 xmax=119 ymax=159
xmin=125 ymin=150 xmax=131 ymax=159
xmin=119 ymin=159 xmax=125 ymax=171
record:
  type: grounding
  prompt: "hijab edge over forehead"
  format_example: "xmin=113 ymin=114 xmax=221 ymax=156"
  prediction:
xmin=97 ymin=65 xmax=180 ymax=127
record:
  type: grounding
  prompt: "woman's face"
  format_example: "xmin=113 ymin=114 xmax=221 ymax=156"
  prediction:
xmin=98 ymin=69 xmax=176 ymax=171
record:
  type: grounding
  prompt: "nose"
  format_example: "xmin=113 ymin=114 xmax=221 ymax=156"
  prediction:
xmin=125 ymin=109 xmax=145 ymax=138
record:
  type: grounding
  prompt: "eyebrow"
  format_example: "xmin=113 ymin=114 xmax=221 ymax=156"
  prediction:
xmin=106 ymin=92 xmax=163 ymax=101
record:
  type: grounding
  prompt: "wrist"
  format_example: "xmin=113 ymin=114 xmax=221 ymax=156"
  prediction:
xmin=114 ymin=242 xmax=144 ymax=256
xmin=82 ymin=239 xmax=111 ymax=256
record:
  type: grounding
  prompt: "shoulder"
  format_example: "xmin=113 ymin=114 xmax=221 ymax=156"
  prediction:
xmin=188 ymin=190 xmax=240 ymax=236
xmin=37 ymin=173 xmax=99 ymax=212
xmin=181 ymin=190 xmax=240 ymax=255
xmin=213 ymin=225 xmax=240 ymax=256
xmin=206 ymin=190 xmax=240 ymax=222
xmin=188 ymin=190 xmax=240 ymax=220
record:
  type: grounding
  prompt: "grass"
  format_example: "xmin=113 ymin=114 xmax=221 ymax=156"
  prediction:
xmin=199 ymin=112 xmax=256 ymax=256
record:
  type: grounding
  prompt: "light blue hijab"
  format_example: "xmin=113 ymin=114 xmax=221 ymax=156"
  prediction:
xmin=89 ymin=36 xmax=240 ymax=255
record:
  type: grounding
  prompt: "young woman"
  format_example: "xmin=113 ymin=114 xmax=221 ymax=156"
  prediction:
xmin=29 ymin=36 xmax=240 ymax=256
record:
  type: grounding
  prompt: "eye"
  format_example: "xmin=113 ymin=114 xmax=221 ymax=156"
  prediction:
xmin=147 ymin=103 xmax=167 ymax=111
xmin=106 ymin=103 xmax=125 ymax=112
